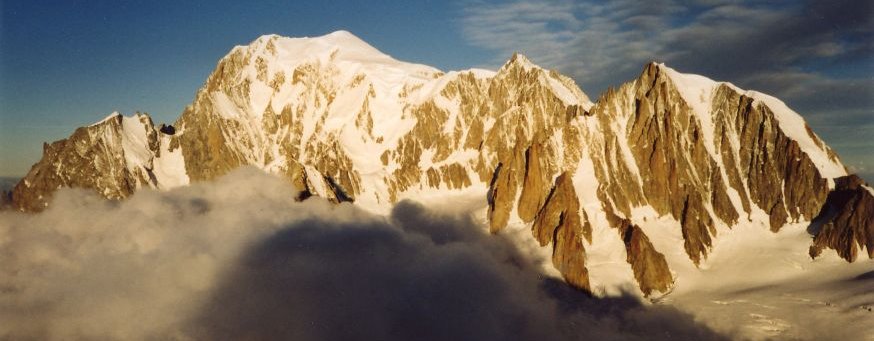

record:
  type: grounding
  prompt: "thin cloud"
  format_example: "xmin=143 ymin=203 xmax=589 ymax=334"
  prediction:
xmin=459 ymin=0 xmax=874 ymax=178
xmin=461 ymin=0 xmax=872 ymax=96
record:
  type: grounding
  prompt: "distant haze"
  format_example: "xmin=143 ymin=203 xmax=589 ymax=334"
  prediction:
xmin=0 ymin=178 xmax=18 ymax=192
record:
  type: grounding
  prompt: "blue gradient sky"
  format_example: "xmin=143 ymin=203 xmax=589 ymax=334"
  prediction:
xmin=1 ymin=0 xmax=872 ymax=179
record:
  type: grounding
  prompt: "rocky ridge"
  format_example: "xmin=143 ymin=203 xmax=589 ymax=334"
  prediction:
xmin=9 ymin=31 xmax=867 ymax=297
xmin=11 ymin=113 xmax=163 ymax=211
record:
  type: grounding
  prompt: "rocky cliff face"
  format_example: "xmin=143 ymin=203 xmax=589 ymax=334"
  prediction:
xmin=619 ymin=221 xmax=673 ymax=296
xmin=582 ymin=63 xmax=843 ymax=265
xmin=10 ymin=31 xmax=864 ymax=297
xmin=10 ymin=113 xmax=164 ymax=211
xmin=809 ymin=175 xmax=874 ymax=261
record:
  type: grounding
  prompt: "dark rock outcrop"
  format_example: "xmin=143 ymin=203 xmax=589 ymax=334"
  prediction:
xmin=809 ymin=175 xmax=874 ymax=261
xmin=680 ymin=193 xmax=716 ymax=265
xmin=487 ymin=135 xmax=525 ymax=233
xmin=619 ymin=221 xmax=674 ymax=296
xmin=531 ymin=172 xmax=591 ymax=291
xmin=517 ymin=140 xmax=551 ymax=223
xmin=0 ymin=190 xmax=10 ymax=210
xmin=159 ymin=124 xmax=176 ymax=135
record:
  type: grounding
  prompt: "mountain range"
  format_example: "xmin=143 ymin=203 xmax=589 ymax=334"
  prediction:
xmin=6 ymin=30 xmax=872 ymax=297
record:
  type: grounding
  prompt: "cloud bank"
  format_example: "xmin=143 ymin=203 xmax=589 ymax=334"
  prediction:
xmin=0 ymin=167 xmax=726 ymax=340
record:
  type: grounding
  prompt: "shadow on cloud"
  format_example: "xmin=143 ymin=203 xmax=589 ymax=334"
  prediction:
xmin=0 ymin=167 xmax=726 ymax=340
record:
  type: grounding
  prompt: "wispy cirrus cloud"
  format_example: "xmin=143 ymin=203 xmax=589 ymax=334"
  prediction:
xmin=460 ymin=0 xmax=874 ymax=180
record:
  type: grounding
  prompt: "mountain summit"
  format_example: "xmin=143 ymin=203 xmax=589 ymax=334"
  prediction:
xmin=9 ymin=31 xmax=872 ymax=296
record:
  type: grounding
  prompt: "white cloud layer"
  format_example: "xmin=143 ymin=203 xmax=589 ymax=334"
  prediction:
xmin=0 ymin=167 xmax=370 ymax=339
xmin=0 ymin=167 xmax=727 ymax=340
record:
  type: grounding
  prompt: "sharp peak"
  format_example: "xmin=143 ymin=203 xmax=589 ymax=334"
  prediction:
xmin=640 ymin=61 xmax=714 ymax=86
xmin=635 ymin=61 xmax=804 ymax=140
xmin=501 ymin=52 xmax=539 ymax=71
xmin=639 ymin=62 xmax=758 ymax=100
xmin=640 ymin=61 xmax=670 ymax=76
xmin=90 ymin=111 xmax=123 ymax=127
xmin=509 ymin=52 xmax=533 ymax=64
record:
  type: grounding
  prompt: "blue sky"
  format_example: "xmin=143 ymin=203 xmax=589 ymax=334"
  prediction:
xmin=1 ymin=0 xmax=872 ymax=179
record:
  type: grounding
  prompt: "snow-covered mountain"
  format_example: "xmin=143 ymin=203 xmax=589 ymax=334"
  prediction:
xmin=9 ymin=31 xmax=872 ymax=297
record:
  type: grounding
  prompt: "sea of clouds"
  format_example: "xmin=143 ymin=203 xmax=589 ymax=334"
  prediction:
xmin=0 ymin=167 xmax=727 ymax=340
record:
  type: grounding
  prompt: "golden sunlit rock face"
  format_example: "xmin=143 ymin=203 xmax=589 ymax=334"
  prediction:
xmin=620 ymin=222 xmax=673 ymax=296
xmin=581 ymin=63 xmax=840 ymax=265
xmin=11 ymin=114 xmax=160 ymax=212
xmin=531 ymin=172 xmax=591 ymax=290
xmin=10 ymin=33 xmax=868 ymax=296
